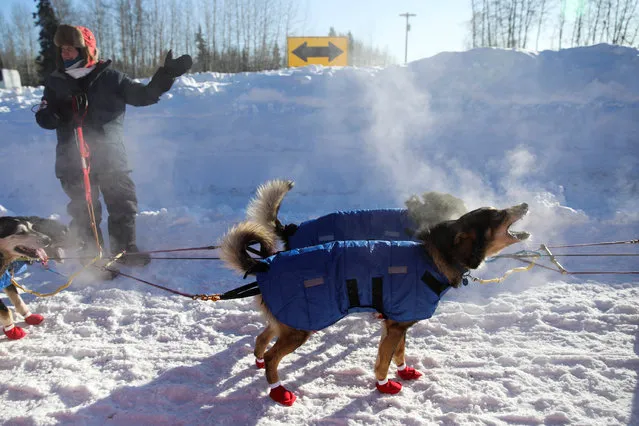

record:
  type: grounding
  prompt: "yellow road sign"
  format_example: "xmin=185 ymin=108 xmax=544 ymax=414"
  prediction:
xmin=287 ymin=37 xmax=348 ymax=67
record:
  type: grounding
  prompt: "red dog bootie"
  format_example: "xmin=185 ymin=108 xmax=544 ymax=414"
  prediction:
xmin=376 ymin=378 xmax=402 ymax=394
xmin=397 ymin=364 xmax=422 ymax=380
xmin=24 ymin=313 xmax=44 ymax=325
xmin=269 ymin=383 xmax=296 ymax=406
xmin=255 ymin=358 xmax=265 ymax=369
xmin=4 ymin=324 xmax=26 ymax=340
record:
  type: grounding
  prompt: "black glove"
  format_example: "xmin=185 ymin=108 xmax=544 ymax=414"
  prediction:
xmin=163 ymin=50 xmax=193 ymax=78
xmin=35 ymin=98 xmax=73 ymax=129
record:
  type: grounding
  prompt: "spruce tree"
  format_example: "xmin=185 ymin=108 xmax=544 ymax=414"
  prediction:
xmin=33 ymin=0 xmax=59 ymax=84
xmin=347 ymin=31 xmax=354 ymax=66
xmin=241 ymin=46 xmax=250 ymax=72
xmin=195 ymin=25 xmax=210 ymax=72
xmin=271 ymin=44 xmax=281 ymax=70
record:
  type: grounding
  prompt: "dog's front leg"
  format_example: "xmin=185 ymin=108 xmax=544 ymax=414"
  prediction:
xmin=392 ymin=331 xmax=407 ymax=367
xmin=392 ymin=325 xmax=424 ymax=381
xmin=4 ymin=284 xmax=29 ymax=317
xmin=4 ymin=284 xmax=43 ymax=330
xmin=1 ymin=286 xmax=26 ymax=340
xmin=375 ymin=320 xmax=415 ymax=394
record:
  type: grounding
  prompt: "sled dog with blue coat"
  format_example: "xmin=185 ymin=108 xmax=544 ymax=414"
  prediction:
xmin=244 ymin=179 xmax=469 ymax=369
xmin=220 ymin=202 xmax=530 ymax=406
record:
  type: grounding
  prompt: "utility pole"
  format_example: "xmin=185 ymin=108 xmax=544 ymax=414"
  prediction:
xmin=399 ymin=12 xmax=416 ymax=64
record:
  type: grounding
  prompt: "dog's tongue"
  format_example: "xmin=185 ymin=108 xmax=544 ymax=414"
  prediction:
xmin=36 ymin=248 xmax=49 ymax=265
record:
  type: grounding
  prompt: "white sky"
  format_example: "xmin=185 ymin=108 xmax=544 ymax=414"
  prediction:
xmin=301 ymin=0 xmax=473 ymax=61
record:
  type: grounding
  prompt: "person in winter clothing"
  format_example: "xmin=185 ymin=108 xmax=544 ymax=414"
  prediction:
xmin=35 ymin=24 xmax=192 ymax=268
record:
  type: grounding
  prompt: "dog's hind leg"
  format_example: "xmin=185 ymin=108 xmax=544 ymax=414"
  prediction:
xmin=254 ymin=323 xmax=278 ymax=369
xmin=1 ymin=287 xmax=26 ymax=340
xmin=263 ymin=325 xmax=311 ymax=406
xmin=375 ymin=320 xmax=416 ymax=394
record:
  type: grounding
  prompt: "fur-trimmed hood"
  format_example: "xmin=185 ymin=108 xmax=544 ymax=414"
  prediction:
xmin=54 ymin=24 xmax=99 ymax=69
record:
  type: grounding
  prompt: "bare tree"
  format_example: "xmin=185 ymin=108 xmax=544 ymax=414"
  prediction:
xmin=471 ymin=0 xmax=479 ymax=47
xmin=51 ymin=0 xmax=78 ymax=23
xmin=149 ymin=0 xmax=167 ymax=67
xmin=535 ymin=0 xmax=547 ymax=49
xmin=558 ymin=0 xmax=639 ymax=48
xmin=82 ymin=0 xmax=111 ymax=58
xmin=470 ymin=0 xmax=544 ymax=48
xmin=467 ymin=0 xmax=639 ymax=50
xmin=0 ymin=9 xmax=18 ymax=69
xmin=12 ymin=3 xmax=38 ymax=83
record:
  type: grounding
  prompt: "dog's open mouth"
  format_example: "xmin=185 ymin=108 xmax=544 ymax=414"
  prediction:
xmin=15 ymin=246 xmax=49 ymax=262
xmin=506 ymin=203 xmax=530 ymax=241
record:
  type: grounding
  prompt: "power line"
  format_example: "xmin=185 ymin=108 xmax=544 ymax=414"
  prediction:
xmin=399 ymin=12 xmax=416 ymax=64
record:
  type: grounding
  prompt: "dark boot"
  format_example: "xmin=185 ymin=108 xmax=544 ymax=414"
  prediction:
xmin=118 ymin=244 xmax=151 ymax=267
xmin=91 ymin=265 xmax=120 ymax=281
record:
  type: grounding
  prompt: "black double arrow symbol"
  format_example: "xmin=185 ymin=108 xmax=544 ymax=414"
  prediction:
xmin=292 ymin=42 xmax=344 ymax=62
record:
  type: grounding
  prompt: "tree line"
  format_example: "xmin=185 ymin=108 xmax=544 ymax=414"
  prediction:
xmin=0 ymin=0 xmax=397 ymax=86
xmin=469 ymin=0 xmax=639 ymax=49
xmin=3 ymin=0 xmax=637 ymax=87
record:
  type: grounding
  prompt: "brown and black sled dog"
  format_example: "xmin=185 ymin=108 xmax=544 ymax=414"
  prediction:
xmin=220 ymin=203 xmax=530 ymax=406
xmin=0 ymin=216 xmax=70 ymax=340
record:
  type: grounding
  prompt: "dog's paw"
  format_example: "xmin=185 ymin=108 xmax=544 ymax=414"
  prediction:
xmin=4 ymin=325 xmax=26 ymax=340
xmin=376 ymin=379 xmax=402 ymax=394
xmin=397 ymin=366 xmax=422 ymax=380
xmin=269 ymin=385 xmax=296 ymax=406
xmin=25 ymin=314 xmax=44 ymax=325
xmin=255 ymin=358 xmax=265 ymax=369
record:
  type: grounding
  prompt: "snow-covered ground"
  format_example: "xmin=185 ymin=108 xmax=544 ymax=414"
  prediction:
xmin=0 ymin=44 xmax=637 ymax=425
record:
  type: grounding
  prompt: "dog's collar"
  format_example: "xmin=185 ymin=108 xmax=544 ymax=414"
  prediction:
xmin=455 ymin=263 xmax=470 ymax=286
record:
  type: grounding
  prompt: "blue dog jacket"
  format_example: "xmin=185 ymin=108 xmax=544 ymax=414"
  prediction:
xmin=287 ymin=209 xmax=417 ymax=249
xmin=256 ymin=240 xmax=451 ymax=331
xmin=0 ymin=261 xmax=28 ymax=289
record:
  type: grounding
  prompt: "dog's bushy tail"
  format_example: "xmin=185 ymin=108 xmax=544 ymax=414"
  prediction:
xmin=246 ymin=179 xmax=294 ymax=230
xmin=220 ymin=221 xmax=278 ymax=274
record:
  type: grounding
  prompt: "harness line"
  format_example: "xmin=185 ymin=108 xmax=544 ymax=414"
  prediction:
xmin=467 ymin=253 xmax=541 ymax=284
xmin=489 ymin=244 xmax=639 ymax=275
xmin=546 ymin=238 xmax=638 ymax=249
xmin=95 ymin=266 xmax=256 ymax=302
xmin=10 ymin=256 xmax=100 ymax=297
xmin=12 ymin=234 xmax=638 ymax=300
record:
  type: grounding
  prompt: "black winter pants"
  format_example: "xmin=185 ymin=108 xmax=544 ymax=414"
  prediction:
xmin=60 ymin=170 xmax=138 ymax=255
